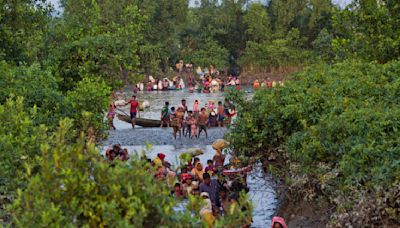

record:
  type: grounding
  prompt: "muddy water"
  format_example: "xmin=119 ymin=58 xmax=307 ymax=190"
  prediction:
xmin=103 ymin=89 xmax=277 ymax=227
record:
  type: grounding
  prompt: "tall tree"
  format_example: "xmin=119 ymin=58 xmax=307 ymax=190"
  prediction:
xmin=0 ymin=0 xmax=51 ymax=64
xmin=333 ymin=0 xmax=400 ymax=62
xmin=136 ymin=0 xmax=189 ymax=75
xmin=270 ymin=0 xmax=307 ymax=35
xmin=54 ymin=0 xmax=145 ymax=89
xmin=243 ymin=3 xmax=272 ymax=43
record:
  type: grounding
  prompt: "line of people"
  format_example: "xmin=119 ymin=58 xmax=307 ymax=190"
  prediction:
xmin=253 ymin=77 xmax=285 ymax=91
xmin=160 ymin=99 xmax=236 ymax=140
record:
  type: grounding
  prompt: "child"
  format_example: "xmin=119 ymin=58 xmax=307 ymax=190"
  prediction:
xmin=185 ymin=111 xmax=193 ymax=138
xmin=189 ymin=114 xmax=198 ymax=139
xmin=193 ymin=100 xmax=200 ymax=117
xmin=107 ymin=103 xmax=116 ymax=130
xmin=208 ymin=111 xmax=217 ymax=128
xmin=182 ymin=175 xmax=194 ymax=196
xmin=160 ymin=101 xmax=170 ymax=128
xmin=170 ymin=106 xmax=176 ymax=117
xmin=207 ymin=100 xmax=215 ymax=110
xmin=205 ymin=159 xmax=216 ymax=176
xmin=171 ymin=183 xmax=184 ymax=198
xmin=191 ymin=162 xmax=204 ymax=182
xmin=217 ymin=101 xmax=225 ymax=127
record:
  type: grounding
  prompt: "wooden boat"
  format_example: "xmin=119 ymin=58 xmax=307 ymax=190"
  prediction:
xmin=117 ymin=114 xmax=166 ymax=127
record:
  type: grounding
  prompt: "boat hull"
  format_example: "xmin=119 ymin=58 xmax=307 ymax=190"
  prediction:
xmin=117 ymin=114 xmax=166 ymax=127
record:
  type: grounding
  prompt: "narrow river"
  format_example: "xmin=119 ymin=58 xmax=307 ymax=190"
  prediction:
xmin=102 ymin=89 xmax=277 ymax=227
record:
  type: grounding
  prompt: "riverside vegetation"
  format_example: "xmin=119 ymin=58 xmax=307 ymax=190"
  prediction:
xmin=1 ymin=0 xmax=399 ymax=227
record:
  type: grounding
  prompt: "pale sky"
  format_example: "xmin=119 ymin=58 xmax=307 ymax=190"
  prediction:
xmin=49 ymin=0 xmax=353 ymax=12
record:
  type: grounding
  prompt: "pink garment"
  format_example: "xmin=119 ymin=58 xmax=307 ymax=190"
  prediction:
xmin=207 ymin=102 xmax=214 ymax=110
xmin=270 ymin=216 xmax=287 ymax=228
xmin=193 ymin=102 xmax=200 ymax=112
xmin=191 ymin=124 xmax=197 ymax=137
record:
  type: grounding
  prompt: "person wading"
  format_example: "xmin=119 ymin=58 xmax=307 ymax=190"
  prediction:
xmin=198 ymin=108 xmax=208 ymax=138
xmin=172 ymin=107 xmax=184 ymax=140
xmin=127 ymin=95 xmax=139 ymax=128
xmin=160 ymin=101 xmax=170 ymax=128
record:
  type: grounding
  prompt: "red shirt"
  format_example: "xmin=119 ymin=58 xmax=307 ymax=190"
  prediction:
xmin=267 ymin=81 xmax=273 ymax=89
xmin=129 ymin=100 xmax=139 ymax=113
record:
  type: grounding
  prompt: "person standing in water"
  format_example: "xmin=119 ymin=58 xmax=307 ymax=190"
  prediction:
xmin=266 ymin=77 xmax=273 ymax=89
xmin=127 ymin=95 xmax=139 ymax=128
xmin=253 ymin=79 xmax=260 ymax=91
xmin=170 ymin=107 xmax=184 ymax=140
xmin=180 ymin=99 xmax=188 ymax=135
xmin=160 ymin=101 xmax=170 ymax=128
xmin=107 ymin=102 xmax=116 ymax=130
xmin=180 ymin=99 xmax=188 ymax=113
xmin=217 ymin=101 xmax=225 ymax=127
xmin=198 ymin=108 xmax=208 ymax=138
xmin=193 ymin=100 xmax=200 ymax=118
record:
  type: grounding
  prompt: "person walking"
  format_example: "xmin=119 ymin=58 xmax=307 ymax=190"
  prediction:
xmin=127 ymin=95 xmax=139 ymax=128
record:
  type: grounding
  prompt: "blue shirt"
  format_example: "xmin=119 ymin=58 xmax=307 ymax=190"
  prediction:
xmin=199 ymin=179 xmax=220 ymax=206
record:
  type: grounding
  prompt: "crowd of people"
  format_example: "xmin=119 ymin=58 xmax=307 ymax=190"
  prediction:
xmin=131 ymin=59 xmax=244 ymax=94
xmin=105 ymin=144 xmax=130 ymax=161
xmin=106 ymin=139 xmax=256 ymax=227
xmin=160 ymin=98 xmax=235 ymax=139
xmin=253 ymin=78 xmax=284 ymax=91
xmin=133 ymin=73 xmax=241 ymax=94
xmin=105 ymin=141 xmax=288 ymax=228
xmin=105 ymin=62 xmax=289 ymax=227
xmin=157 ymin=139 xmax=252 ymax=227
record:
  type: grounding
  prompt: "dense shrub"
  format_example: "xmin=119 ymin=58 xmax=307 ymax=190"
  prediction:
xmin=0 ymin=61 xmax=63 ymax=126
xmin=63 ymin=77 xmax=110 ymax=140
xmin=11 ymin=119 xmax=252 ymax=227
xmin=238 ymin=29 xmax=314 ymax=72
xmin=228 ymin=60 xmax=400 ymax=226
xmin=0 ymin=98 xmax=48 ymax=196
xmin=0 ymin=66 xmax=110 ymax=222
xmin=11 ymin=119 xmax=198 ymax=227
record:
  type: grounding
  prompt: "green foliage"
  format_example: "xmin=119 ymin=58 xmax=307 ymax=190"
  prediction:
xmin=182 ymin=39 xmax=229 ymax=69
xmin=228 ymin=60 xmax=400 ymax=225
xmin=139 ymin=44 xmax=163 ymax=76
xmin=0 ymin=61 xmax=110 ymax=134
xmin=10 ymin=119 xmax=252 ymax=227
xmin=332 ymin=0 xmax=400 ymax=62
xmin=215 ymin=192 xmax=253 ymax=228
xmin=243 ymin=3 xmax=271 ymax=43
xmin=135 ymin=0 xmax=189 ymax=73
xmin=0 ymin=97 xmax=48 ymax=195
xmin=63 ymin=77 xmax=110 ymax=139
xmin=312 ymin=28 xmax=334 ymax=61
xmin=0 ymin=62 xmax=62 ymax=125
xmin=11 ymin=119 xmax=198 ymax=227
xmin=239 ymin=28 xmax=313 ymax=71
xmin=53 ymin=0 xmax=145 ymax=90
xmin=0 ymin=0 xmax=51 ymax=64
